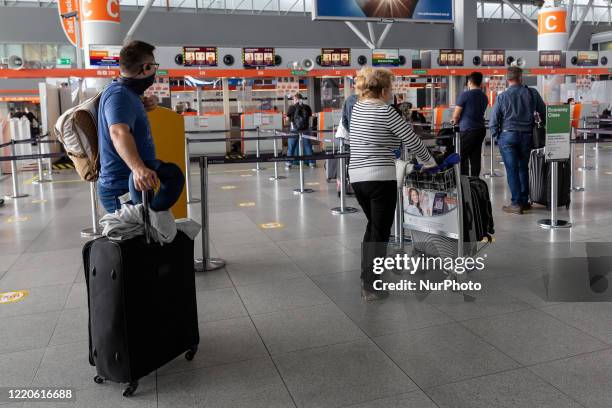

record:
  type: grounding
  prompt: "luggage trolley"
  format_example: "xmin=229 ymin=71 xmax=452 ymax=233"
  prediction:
xmin=402 ymin=133 xmax=493 ymax=283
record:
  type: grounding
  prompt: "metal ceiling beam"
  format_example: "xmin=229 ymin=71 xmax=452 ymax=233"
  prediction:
xmin=500 ymin=0 xmax=538 ymax=31
xmin=568 ymin=0 xmax=595 ymax=48
xmin=124 ymin=0 xmax=156 ymax=43
xmin=367 ymin=22 xmax=377 ymax=46
xmin=345 ymin=21 xmax=375 ymax=50
xmin=376 ymin=23 xmax=393 ymax=49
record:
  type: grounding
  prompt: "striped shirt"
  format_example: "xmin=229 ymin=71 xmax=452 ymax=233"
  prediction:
xmin=348 ymin=100 xmax=435 ymax=183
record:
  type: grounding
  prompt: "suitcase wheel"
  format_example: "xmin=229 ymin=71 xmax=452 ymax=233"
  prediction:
xmin=185 ymin=346 xmax=198 ymax=361
xmin=123 ymin=381 xmax=138 ymax=397
xmin=93 ymin=375 xmax=105 ymax=385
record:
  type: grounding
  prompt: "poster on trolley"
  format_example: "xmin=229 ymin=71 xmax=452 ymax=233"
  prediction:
xmin=312 ymin=0 xmax=453 ymax=22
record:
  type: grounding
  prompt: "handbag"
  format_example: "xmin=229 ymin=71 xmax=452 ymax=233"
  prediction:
xmin=527 ymin=86 xmax=546 ymax=149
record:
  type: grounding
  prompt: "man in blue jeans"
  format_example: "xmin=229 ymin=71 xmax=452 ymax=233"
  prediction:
xmin=97 ymin=41 xmax=184 ymax=213
xmin=285 ymin=93 xmax=314 ymax=168
xmin=490 ymin=66 xmax=546 ymax=214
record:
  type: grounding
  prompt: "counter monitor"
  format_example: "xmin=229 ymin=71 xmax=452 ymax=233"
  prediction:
xmin=243 ymin=48 xmax=275 ymax=68
xmin=439 ymin=49 xmax=464 ymax=67
xmin=481 ymin=50 xmax=505 ymax=67
xmin=372 ymin=49 xmax=400 ymax=67
xmin=539 ymin=50 xmax=563 ymax=67
xmin=320 ymin=48 xmax=351 ymax=67
xmin=183 ymin=47 xmax=218 ymax=67
xmin=576 ymin=51 xmax=599 ymax=67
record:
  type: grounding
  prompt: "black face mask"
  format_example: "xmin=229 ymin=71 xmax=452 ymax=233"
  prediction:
xmin=120 ymin=73 xmax=156 ymax=95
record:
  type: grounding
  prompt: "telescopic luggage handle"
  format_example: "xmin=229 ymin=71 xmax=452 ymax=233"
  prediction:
xmin=142 ymin=191 xmax=151 ymax=244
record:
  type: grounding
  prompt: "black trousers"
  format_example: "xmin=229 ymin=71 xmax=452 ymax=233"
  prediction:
xmin=352 ymin=180 xmax=397 ymax=290
xmin=460 ymin=128 xmax=487 ymax=177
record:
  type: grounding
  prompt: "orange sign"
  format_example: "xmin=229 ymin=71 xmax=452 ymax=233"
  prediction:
xmin=58 ymin=0 xmax=82 ymax=48
xmin=81 ymin=0 xmax=120 ymax=23
xmin=538 ymin=10 xmax=567 ymax=35
xmin=0 ymin=96 xmax=40 ymax=103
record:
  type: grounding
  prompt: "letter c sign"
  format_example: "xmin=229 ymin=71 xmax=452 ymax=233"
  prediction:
xmin=81 ymin=0 xmax=121 ymax=23
xmin=538 ymin=10 xmax=566 ymax=34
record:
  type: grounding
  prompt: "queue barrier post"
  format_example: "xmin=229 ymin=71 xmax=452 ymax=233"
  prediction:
xmin=570 ymin=130 xmax=584 ymax=192
xmin=194 ymin=156 xmax=226 ymax=272
xmin=483 ymin=132 xmax=502 ymax=178
xmin=331 ymin=137 xmax=358 ymax=215
xmin=33 ymin=140 xmax=52 ymax=184
xmin=5 ymin=141 xmax=29 ymax=200
xmin=80 ymin=182 xmax=102 ymax=238
xmin=269 ymin=131 xmax=286 ymax=181
xmin=253 ymin=127 xmax=266 ymax=172
xmin=454 ymin=131 xmax=465 ymax=261
xmin=538 ymin=159 xmax=572 ymax=229
xmin=184 ymin=137 xmax=200 ymax=204
xmin=579 ymin=118 xmax=594 ymax=171
xmin=293 ymin=132 xmax=314 ymax=195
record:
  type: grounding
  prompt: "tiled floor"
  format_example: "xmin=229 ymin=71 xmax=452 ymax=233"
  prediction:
xmin=1 ymin=144 xmax=612 ymax=408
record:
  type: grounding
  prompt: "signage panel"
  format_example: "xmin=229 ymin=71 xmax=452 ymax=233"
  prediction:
xmin=321 ymin=48 xmax=351 ymax=67
xmin=372 ymin=49 xmax=400 ymax=67
xmin=313 ymin=0 xmax=453 ymax=22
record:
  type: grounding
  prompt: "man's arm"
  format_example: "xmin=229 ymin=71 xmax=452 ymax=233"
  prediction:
xmin=489 ymin=96 xmax=503 ymax=139
xmin=109 ymin=124 xmax=158 ymax=191
xmin=452 ymin=92 xmax=466 ymax=125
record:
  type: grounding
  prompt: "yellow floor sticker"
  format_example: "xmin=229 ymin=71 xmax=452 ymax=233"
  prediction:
xmin=221 ymin=185 xmax=237 ymax=190
xmin=260 ymin=222 xmax=284 ymax=229
xmin=306 ymin=182 xmax=320 ymax=186
xmin=0 ymin=290 xmax=29 ymax=304
xmin=238 ymin=202 xmax=256 ymax=208
xmin=31 ymin=199 xmax=47 ymax=204
xmin=6 ymin=216 xmax=30 ymax=223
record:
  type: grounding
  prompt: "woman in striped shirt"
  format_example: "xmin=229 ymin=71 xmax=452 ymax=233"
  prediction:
xmin=349 ymin=67 xmax=436 ymax=302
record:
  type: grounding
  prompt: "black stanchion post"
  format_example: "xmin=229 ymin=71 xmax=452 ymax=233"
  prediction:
xmin=293 ymin=132 xmax=314 ymax=195
xmin=33 ymin=140 xmax=51 ymax=184
xmin=5 ymin=141 xmax=28 ymax=200
xmin=331 ymin=138 xmax=358 ymax=215
xmin=455 ymin=131 xmax=465 ymax=261
xmin=538 ymin=160 xmax=572 ymax=229
xmin=483 ymin=130 xmax=501 ymax=178
xmin=270 ymin=131 xmax=286 ymax=181
xmin=253 ymin=127 xmax=266 ymax=172
xmin=195 ymin=156 xmax=226 ymax=272
xmin=579 ymin=118 xmax=594 ymax=171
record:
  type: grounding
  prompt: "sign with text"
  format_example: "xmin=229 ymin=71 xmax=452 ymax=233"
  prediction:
xmin=243 ymin=48 xmax=275 ymax=68
xmin=545 ymin=105 xmax=571 ymax=162
xmin=539 ymin=50 xmax=563 ymax=67
xmin=57 ymin=0 xmax=81 ymax=47
xmin=372 ymin=49 xmax=400 ymax=67
xmin=89 ymin=45 xmax=121 ymax=67
xmin=313 ymin=0 xmax=453 ymax=22
xmin=439 ymin=49 xmax=464 ymax=67
xmin=481 ymin=50 xmax=505 ymax=67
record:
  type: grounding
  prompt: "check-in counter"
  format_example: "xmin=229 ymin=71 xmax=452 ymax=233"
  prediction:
xmin=184 ymin=113 xmax=227 ymax=156
xmin=240 ymin=111 xmax=282 ymax=154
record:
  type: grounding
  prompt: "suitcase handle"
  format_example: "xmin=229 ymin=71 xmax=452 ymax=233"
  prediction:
xmin=142 ymin=191 xmax=151 ymax=244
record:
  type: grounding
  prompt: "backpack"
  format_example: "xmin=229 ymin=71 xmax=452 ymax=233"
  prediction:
xmin=54 ymin=93 xmax=101 ymax=182
xmin=293 ymin=104 xmax=310 ymax=131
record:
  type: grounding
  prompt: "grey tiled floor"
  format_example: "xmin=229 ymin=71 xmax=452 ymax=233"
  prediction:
xmin=1 ymin=145 xmax=612 ymax=408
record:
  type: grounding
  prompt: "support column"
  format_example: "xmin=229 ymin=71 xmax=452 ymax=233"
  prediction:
xmin=454 ymin=0 xmax=478 ymax=49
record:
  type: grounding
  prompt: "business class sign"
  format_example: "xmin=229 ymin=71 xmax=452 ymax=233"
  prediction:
xmin=312 ymin=0 xmax=453 ymax=22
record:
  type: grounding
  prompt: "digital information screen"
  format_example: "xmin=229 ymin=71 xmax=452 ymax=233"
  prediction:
xmin=183 ymin=47 xmax=218 ymax=67
xmin=243 ymin=48 xmax=275 ymax=68
xmin=576 ymin=51 xmax=599 ymax=67
xmin=372 ymin=49 xmax=400 ymax=67
xmin=481 ymin=50 xmax=505 ymax=67
xmin=539 ymin=50 xmax=563 ymax=67
xmin=320 ymin=48 xmax=351 ymax=67
xmin=312 ymin=0 xmax=453 ymax=22
xmin=89 ymin=45 xmax=121 ymax=67
xmin=439 ymin=49 xmax=464 ymax=67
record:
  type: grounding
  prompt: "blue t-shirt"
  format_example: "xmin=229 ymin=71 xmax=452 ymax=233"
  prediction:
xmin=456 ymin=89 xmax=489 ymax=132
xmin=97 ymin=81 xmax=156 ymax=189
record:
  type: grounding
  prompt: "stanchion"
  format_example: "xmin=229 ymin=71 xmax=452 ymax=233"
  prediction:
xmin=331 ymin=138 xmax=358 ymax=215
xmin=253 ymin=128 xmax=266 ymax=172
xmin=80 ymin=182 xmax=102 ymax=238
xmin=5 ymin=141 xmax=29 ymax=200
xmin=184 ymin=137 xmax=200 ymax=204
xmin=33 ymin=141 xmax=51 ymax=184
xmin=578 ymin=119 xmax=594 ymax=171
xmin=538 ymin=161 xmax=572 ymax=229
xmin=294 ymin=132 xmax=314 ymax=195
xmin=195 ymin=156 xmax=226 ymax=272
xmin=455 ymin=131 xmax=465 ymax=260
xmin=483 ymin=134 xmax=502 ymax=178
xmin=269 ymin=131 xmax=286 ymax=181
xmin=570 ymin=134 xmax=584 ymax=192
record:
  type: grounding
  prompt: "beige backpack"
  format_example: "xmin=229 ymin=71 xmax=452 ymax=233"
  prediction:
xmin=54 ymin=93 xmax=101 ymax=182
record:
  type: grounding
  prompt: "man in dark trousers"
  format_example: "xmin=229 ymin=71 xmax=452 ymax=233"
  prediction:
xmin=286 ymin=93 xmax=314 ymax=168
xmin=490 ymin=66 xmax=546 ymax=214
xmin=452 ymin=72 xmax=488 ymax=177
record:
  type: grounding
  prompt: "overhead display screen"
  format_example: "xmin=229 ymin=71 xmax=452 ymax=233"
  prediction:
xmin=321 ymin=48 xmax=351 ymax=67
xmin=576 ymin=51 xmax=599 ymax=67
xmin=481 ymin=50 xmax=505 ymax=67
xmin=312 ymin=0 xmax=453 ymax=22
xmin=439 ymin=49 xmax=464 ymax=67
xmin=243 ymin=48 xmax=275 ymax=68
xmin=89 ymin=45 xmax=121 ymax=67
xmin=539 ymin=50 xmax=563 ymax=67
xmin=183 ymin=47 xmax=218 ymax=67
xmin=372 ymin=49 xmax=400 ymax=67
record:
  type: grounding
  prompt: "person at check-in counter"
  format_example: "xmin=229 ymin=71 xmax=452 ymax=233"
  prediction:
xmin=489 ymin=66 xmax=546 ymax=215
xmin=97 ymin=40 xmax=184 ymax=213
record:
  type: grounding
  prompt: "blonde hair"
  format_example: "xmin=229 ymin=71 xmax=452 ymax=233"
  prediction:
xmin=355 ymin=67 xmax=394 ymax=100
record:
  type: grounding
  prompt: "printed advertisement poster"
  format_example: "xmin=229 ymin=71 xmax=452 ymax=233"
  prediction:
xmin=89 ymin=45 xmax=121 ymax=67
xmin=313 ymin=0 xmax=453 ymax=22
xmin=403 ymin=186 xmax=459 ymax=238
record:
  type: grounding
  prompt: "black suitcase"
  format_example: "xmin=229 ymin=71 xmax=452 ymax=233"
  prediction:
xmin=82 ymin=200 xmax=199 ymax=397
xmin=466 ymin=177 xmax=495 ymax=242
xmin=529 ymin=149 xmax=571 ymax=209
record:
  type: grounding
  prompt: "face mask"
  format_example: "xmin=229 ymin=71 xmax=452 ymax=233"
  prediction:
xmin=120 ymin=72 xmax=156 ymax=95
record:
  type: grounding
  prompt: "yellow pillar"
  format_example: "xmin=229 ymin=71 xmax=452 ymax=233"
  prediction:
xmin=147 ymin=107 xmax=188 ymax=219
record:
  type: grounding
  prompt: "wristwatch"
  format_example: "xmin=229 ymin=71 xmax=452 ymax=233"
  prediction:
xmin=355 ymin=0 xmax=419 ymax=18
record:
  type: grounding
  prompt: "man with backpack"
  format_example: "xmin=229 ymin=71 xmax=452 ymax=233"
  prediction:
xmin=286 ymin=93 xmax=314 ymax=168
xmin=97 ymin=41 xmax=184 ymax=213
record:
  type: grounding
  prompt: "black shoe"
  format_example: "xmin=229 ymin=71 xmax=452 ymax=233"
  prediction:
xmin=502 ymin=204 xmax=523 ymax=215
xmin=361 ymin=287 xmax=389 ymax=302
xmin=521 ymin=203 xmax=532 ymax=212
